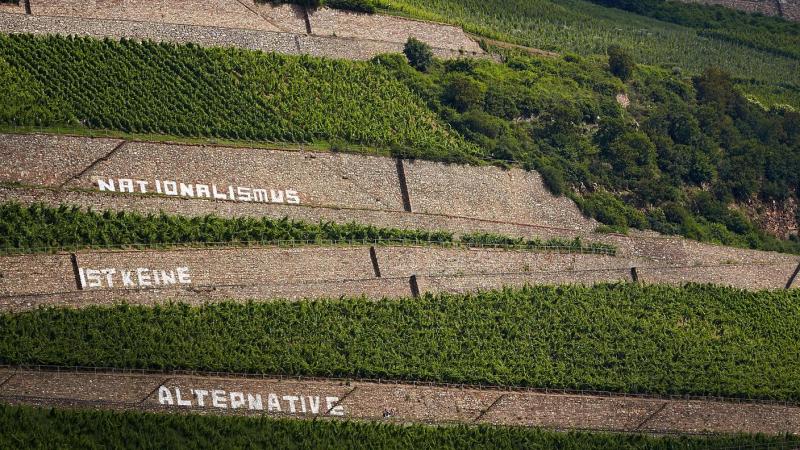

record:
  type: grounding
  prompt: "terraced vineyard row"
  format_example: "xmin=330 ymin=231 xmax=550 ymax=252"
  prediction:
xmin=2 ymin=284 xmax=799 ymax=401
xmin=0 ymin=34 xmax=480 ymax=161
xmin=0 ymin=203 xmax=615 ymax=254
xmin=4 ymin=404 xmax=796 ymax=449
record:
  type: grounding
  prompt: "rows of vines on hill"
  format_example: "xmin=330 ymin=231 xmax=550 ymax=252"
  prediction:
xmin=1 ymin=34 xmax=799 ymax=254
xmin=376 ymin=0 xmax=800 ymax=96
xmin=0 ymin=34 xmax=480 ymax=162
xmin=586 ymin=0 xmax=800 ymax=61
xmin=0 ymin=203 xmax=615 ymax=254
xmin=2 ymin=405 xmax=797 ymax=450
xmin=3 ymin=284 xmax=799 ymax=401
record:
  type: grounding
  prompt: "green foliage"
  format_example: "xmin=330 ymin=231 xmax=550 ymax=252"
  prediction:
xmin=374 ymin=50 xmax=800 ymax=253
xmin=0 ymin=203 xmax=616 ymax=254
xmin=267 ymin=0 xmax=376 ymax=13
xmin=0 ymin=34 xmax=480 ymax=162
xmin=3 ymin=284 xmax=800 ymax=400
xmin=461 ymin=232 xmax=616 ymax=255
xmin=2 ymin=405 xmax=797 ymax=450
xmin=607 ymin=45 xmax=635 ymax=81
xmin=403 ymin=37 xmax=433 ymax=72
xmin=1 ymin=34 xmax=798 ymax=254
xmin=377 ymin=0 xmax=800 ymax=92
xmin=0 ymin=203 xmax=453 ymax=252
xmin=572 ymin=191 xmax=647 ymax=231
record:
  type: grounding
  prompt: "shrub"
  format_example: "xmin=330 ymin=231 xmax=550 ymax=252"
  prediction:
xmin=607 ymin=45 xmax=635 ymax=81
xmin=404 ymin=38 xmax=434 ymax=72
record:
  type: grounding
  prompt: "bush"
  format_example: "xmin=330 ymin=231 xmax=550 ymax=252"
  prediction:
xmin=442 ymin=73 xmax=486 ymax=112
xmin=607 ymin=45 xmax=635 ymax=81
xmin=404 ymin=38 xmax=434 ymax=72
xmin=538 ymin=165 xmax=566 ymax=196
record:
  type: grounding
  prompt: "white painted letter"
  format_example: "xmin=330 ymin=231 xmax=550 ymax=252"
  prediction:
xmin=248 ymin=394 xmax=263 ymax=411
xmin=308 ymin=396 xmax=320 ymax=414
xmin=267 ymin=393 xmax=281 ymax=412
xmin=283 ymin=395 xmax=299 ymax=413
xmin=237 ymin=186 xmax=252 ymax=202
xmin=100 ymin=268 xmax=116 ymax=288
xmin=270 ymin=190 xmax=285 ymax=204
xmin=136 ymin=268 xmax=152 ymax=287
xmin=326 ymin=397 xmax=344 ymax=416
xmin=179 ymin=183 xmax=195 ymax=198
xmin=85 ymin=269 xmax=102 ymax=288
xmin=286 ymin=189 xmax=300 ymax=205
xmin=175 ymin=388 xmax=192 ymax=407
xmin=97 ymin=179 xmax=115 ymax=192
xmin=119 ymin=179 xmax=134 ymax=193
xmin=78 ymin=267 xmax=87 ymax=289
xmin=194 ymin=389 xmax=209 ymax=407
xmin=196 ymin=184 xmax=210 ymax=198
xmin=212 ymin=184 xmax=228 ymax=200
xmin=230 ymin=392 xmax=246 ymax=409
xmin=158 ymin=386 xmax=173 ymax=405
xmin=252 ymin=189 xmax=268 ymax=203
xmin=121 ymin=270 xmax=134 ymax=287
xmin=163 ymin=181 xmax=178 ymax=196
xmin=135 ymin=180 xmax=149 ymax=193
xmin=160 ymin=270 xmax=176 ymax=286
xmin=176 ymin=267 xmax=191 ymax=284
xmin=212 ymin=390 xmax=227 ymax=408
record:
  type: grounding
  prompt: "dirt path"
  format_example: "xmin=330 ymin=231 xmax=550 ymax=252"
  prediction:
xmin=0 ymin=367 xmax=797 ymax=435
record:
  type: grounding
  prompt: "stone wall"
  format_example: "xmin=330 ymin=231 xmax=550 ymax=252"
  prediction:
xmin=402 ymin=159 xmax=596 ymax=232
xmin=0 ymin=12 xmax=481 ymax=61
xmin=28 ymin=0 xmax=282 ymax=31
xmin=1 ymin=132 xmax=798 ymax=296
xmin=676 ymin=0 xmax=800 ymax=21
xmin=1 ymin=368 xmax=799 ymax=434
xmin=306 ymin=7 xmax=482 ymax=54
xmin=3 ymin=1 xmax=485 ymax=60
xmin=1 ymin=242 xmax=797 ymax=311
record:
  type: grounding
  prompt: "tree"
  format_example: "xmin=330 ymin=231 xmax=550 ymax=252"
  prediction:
xmin=442 ymin=73 xmax=486 ymax=112
xmin=404 ymin=37 xmax=433 ymax=72
xmin=607 ymin=45 xmax=635 ymax=81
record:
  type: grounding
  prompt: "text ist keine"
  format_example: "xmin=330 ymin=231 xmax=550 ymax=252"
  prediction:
xmin=96 ymin=177 xmax=301 ymax=204
xmin=158 ymin=386 xmax=345 ymax=416
xmin=78 ymin=266 xmax=191 ymax=289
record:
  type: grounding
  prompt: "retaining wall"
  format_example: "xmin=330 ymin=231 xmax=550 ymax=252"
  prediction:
xmin=1 ymin=243 xmax=798 ymax=311
xmin=1 ymin=1 xmax=485 ymax=60
xmin=1 ymin=368 xmax=799 ymax=434
xmin=0 ymin=245 xmax=636 ymax=311
xmin=28 ymin=0 xmax=282 ymax=32
xmin=1 ymin=132 xmax=798 ymax=295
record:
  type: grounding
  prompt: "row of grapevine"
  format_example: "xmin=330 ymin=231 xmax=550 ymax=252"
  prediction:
xmin=0 ymin=34 xmax=482 ymax=161
xmin=0 ymin=203 xmax=615 ymax=254
xmin=2 ymin=284 xmax=798 ymax=400
xmin=2 ymin=404 xmax=796 ymax=449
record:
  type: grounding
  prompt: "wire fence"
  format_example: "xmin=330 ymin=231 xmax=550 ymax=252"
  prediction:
xmin=0 ymin=238 xmax=617 ymax=256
